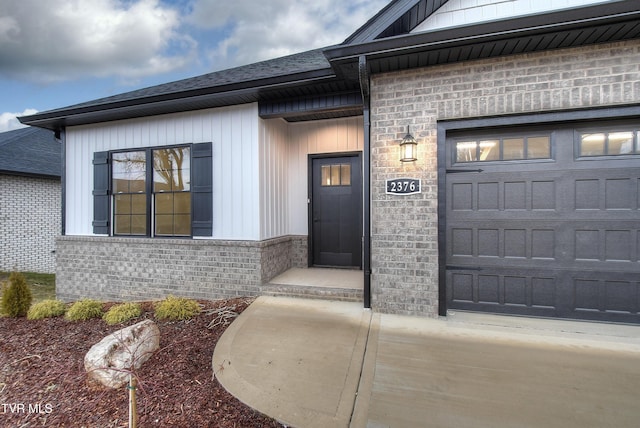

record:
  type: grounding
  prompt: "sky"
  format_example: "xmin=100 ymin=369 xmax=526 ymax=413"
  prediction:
xmin=0 ymin=0 xmax=388 ymax=132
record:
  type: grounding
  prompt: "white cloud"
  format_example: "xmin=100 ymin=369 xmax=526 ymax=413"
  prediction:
xmin=187 ymin=0 xmax=388 ymax=69
xmin=0 ymin=0 xmax=196 ymax=83
xmin=0 ymin=109 xmax=39 ymax=132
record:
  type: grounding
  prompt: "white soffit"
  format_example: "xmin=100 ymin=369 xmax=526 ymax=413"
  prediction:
xmin=412 ymin=0 xmax=625 ymax=33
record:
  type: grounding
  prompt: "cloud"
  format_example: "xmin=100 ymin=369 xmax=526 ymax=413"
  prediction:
xmin=187 ymin=0 xmax=388 ymax=69
xmin=0 ymin=0 xmax=196 ymax=83
xmin=0 ymin=109 xmax=38 ymax=132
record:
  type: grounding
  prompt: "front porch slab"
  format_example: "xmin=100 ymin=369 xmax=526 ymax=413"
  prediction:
xmin=262 ymin=268 xmax=363 ymax=302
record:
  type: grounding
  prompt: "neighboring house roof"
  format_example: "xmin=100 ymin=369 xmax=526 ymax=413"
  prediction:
xmin=19 ymin=0 xmax=640 ymax=131
xmin=0 ymin=127 xmax=60 ymax=178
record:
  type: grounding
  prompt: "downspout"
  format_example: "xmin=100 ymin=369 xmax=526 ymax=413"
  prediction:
xmin=358 ymin=55 xmax=372 ymax=309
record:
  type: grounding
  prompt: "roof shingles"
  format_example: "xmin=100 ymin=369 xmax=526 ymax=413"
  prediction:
xmin=0 ymin=127 xmax=60 ymax=178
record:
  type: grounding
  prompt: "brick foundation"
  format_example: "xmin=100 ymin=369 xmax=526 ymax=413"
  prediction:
xmin=55 ymin=235 xmax=304 ymax=302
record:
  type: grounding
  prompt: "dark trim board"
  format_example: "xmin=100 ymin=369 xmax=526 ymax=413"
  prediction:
xmin=437 ymin=104 xmax=640 ymax=321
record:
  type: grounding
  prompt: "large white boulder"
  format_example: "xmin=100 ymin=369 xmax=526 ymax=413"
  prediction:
xmin=84 ymin=319 xmax=160 ymax=389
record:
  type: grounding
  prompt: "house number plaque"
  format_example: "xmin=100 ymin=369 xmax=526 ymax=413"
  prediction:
xmin=386 ymin=178 xmax=421 ymax=195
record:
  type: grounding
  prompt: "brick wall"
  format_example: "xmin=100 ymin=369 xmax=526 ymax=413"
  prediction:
xmin=290 ymin=235 xmax=308 ymax=268
xmin=370 ymin=40 xmax=640 ymax=317
xmin=55 ymin=235 xmax=296 ymax=302
xmin=0 ymin=174 xmax=60 ymax=274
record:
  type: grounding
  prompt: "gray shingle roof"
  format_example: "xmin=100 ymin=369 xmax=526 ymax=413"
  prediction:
xmin=32 ymin=48 xmax=333 ymax=116
xmin=0 ymin=127 xmax=61 ymax=178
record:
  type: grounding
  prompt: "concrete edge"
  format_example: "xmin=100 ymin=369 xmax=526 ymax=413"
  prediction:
xmin=349 ymin=312 xmax=380 ymax=428
xmin=212 ymin=296 xmax=291 ymax=423
xmin=212 ymin=296 xmax=373 ymax=428
xmin=336 ymin=309 xmax=373 ymax=424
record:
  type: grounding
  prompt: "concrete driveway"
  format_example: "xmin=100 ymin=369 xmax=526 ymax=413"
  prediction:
xmin=213 ymin=296 xmax=640 ymax=428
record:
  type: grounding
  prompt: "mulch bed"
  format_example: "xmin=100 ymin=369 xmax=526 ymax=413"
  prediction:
xmin=0 ymin=298 xmax=283 ymax=427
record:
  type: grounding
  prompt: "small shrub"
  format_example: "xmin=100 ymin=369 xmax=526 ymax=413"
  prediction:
xmin=1 ymin=272 xmax=33 ymax=317
xmin=65 ymin=299 xmax=104 ymax=321
xmin=154 ymin=295 xmax=201 ymax=321
xmin=103 ymin=302 xmax=142 ymax=325
xmin=27 ymin=299 xmax=67 ymax=320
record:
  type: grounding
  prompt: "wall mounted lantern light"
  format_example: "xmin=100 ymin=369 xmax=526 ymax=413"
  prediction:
xmin=399 ymin=125 xmax=418 ymax=162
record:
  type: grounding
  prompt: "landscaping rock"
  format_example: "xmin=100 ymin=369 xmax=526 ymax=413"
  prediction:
xmin=84 ymin=319 xmax=160 ymax=389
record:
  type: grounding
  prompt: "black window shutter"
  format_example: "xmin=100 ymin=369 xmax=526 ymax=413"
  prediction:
xmin=191 ymin=142 xmax=213 ymax=237
xmin=92 ymin=151 xmax=110 ymax=235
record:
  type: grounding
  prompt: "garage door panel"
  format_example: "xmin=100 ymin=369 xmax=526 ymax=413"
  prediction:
xmin=571 ymin=273 xmax=640 ymax=321
xmin=573 ymin=169 xmax=639 ymax=213
xmin=448 ymin=268 xmax=558 ymax=305
xmin=447 ymin=268 xmax=559 ymax=317
xmin=448 ymin=171 xmax=563 ymax=213
xmin=574 ymin=222 xmax=639 ymax=264
xmin=448 ymin=221 xmax=563 ymax=262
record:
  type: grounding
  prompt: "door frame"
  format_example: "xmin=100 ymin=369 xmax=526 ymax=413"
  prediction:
xmin=307 ymin=151 xmax=363 ymax=268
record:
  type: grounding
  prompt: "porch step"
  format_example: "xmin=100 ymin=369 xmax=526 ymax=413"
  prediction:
xmin=261 ymin=268 xmax=363 ymax=302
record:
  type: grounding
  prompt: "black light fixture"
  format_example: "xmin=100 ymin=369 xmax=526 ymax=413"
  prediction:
xmin=399 ymin=125 xmax=418 ymax=162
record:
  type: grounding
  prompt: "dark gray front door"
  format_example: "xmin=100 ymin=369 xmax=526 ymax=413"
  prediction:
xmin=444 ymin=122 xmax=640 ymax=323
xmin=311 ymin=154 xmax=362 ymax=268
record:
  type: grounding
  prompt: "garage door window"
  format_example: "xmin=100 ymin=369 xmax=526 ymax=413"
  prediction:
xmin=579 ymin=130 xmax=638 ymax=156
xmin=455 ymin=135 xmax=550 ymax=163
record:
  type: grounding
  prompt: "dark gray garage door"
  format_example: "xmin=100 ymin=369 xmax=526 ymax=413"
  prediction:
xmin=444 ymin=122 xmax=640 ymax=323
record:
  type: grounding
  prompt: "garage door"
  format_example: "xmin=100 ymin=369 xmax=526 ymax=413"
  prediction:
xmin=444 ymin=122 xmax=640 ymax=323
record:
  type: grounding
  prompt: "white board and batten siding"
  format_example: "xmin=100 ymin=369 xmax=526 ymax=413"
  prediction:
xmin=66 ymin=102 xmax=364 ymax=241
xmin=286 ymin=116 xmax=364 ymax=236
xmin=414 ymin=0 xmax=622 ymax=33
xmin=65 ymin=103 xmax=261 ymax=240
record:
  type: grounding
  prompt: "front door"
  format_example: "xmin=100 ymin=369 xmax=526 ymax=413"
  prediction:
xmin=310 ymin=154 xmax=362 ymax=268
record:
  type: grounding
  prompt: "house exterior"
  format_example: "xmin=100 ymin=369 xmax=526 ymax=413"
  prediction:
xmin=21 ymin=0 xmax=640 ymax=323
xmin=0 ymin=127 xmax=61 ymax=273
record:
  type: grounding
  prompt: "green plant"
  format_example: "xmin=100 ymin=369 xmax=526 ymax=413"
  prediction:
xmin=0 ymin=271 xmax=55 ymax=303
xmin=103 ymin=302 xmax=142 ymax=325
xmin=27 ymin=299 xmax=67 ymax=320
xmin=65 ymin=299 xmax=104 ymax=321
xmin=154 ymin=295 xmax=201 ymax=321
xmin=1 ymin=272 xmax=33 ymax=317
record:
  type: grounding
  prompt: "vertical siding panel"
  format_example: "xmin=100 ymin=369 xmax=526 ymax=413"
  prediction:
xmin=65 ymin=104 xmax=261 ymax=239
xmin=211 ymin=112 xmax=223 ymax=238
xmin=260 ymin=117 xmax=289 ymax=240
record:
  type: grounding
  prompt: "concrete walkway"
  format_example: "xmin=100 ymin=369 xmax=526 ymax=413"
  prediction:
xmin=213 ymin=296 xmax=640 ymax=428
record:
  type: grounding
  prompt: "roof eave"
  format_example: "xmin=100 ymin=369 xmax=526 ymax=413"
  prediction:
xmin=19 ymin=68 xmax=337 ymax=130
xmin=327 ymin=2 xmax=640 ymax=70
xmin=0 ymin=169 xmax=61 ymax=179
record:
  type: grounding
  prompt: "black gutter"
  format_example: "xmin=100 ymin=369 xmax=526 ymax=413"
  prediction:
xmin=358 ymin=55 xmax=372 ymax=309
xmin=326 ymin=1 xmax=640 ymax=63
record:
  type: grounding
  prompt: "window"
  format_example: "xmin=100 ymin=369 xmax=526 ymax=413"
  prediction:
xmin=321 ymin=164 xmax=351 ymax=186
xmin=93 ymin=142 xmax=212 ymax=237
xmin=112 ymin=151 xmax=147 ymax=235
xmin=112 ymin=147 xmax=191 ymax=237
xmin=579 ymin=129 xmax=638 ymax=156
xmin=455 ymin=135 xmax=551 ymax=163
xmin=153 ymin=148 xmax=191 ymax=236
